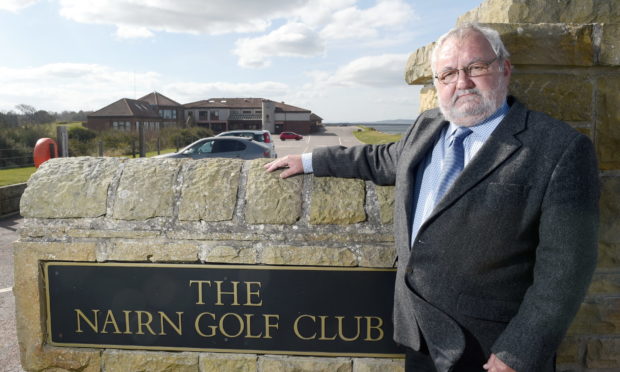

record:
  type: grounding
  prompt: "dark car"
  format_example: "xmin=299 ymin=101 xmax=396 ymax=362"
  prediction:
xmin=215 ymin=130 xmax=275 ymax=155
xmin=280 ymin=132 xmax=303 ymax=141
xmin=155 ymin=137 xmax=274 ymax=160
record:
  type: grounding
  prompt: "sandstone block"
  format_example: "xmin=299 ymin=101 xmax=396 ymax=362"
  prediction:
xmin=102 ymin=350 xmax=199 ymax=372
xmin=179 ymin=159 xmax=242 ymax=221
xmin=458 ymin=0 xmax=620 ymax=25
xmin=557 ymin=337 xmax=581 ymax=365
xmin=419 ymin=86 xmax=438 ymax=112
xmin=586 ymin=338 xmax=620 ymax=369
xmin=20 ymin=346 xmax=101 ymax=372
xmin=310 ymin=177 xmax=366 ymax=224
xmin=567 ymin=298 xmax=620 ymax=335
xmin=259 ymin=355 xmax=352 ymax=372
xmin=100 ymin=240 xmax=200 ymax=262
xmin=13 ymin=242 xmax=97 ymax=369
xmin=200 ymin=353 xmax=257 ymax=372
xmin=493 ymin=23 xmax=595 ymax=67
xmin=201 ymin=243 xmax=257 ymax=264
xmin=245 ymin=159 xmax=302 ymax=224
xmin=112 ymin=158 xmax=181 ymax=220
xmin=598 ymin=242 xmax=620 ymax=269
xmin=353 ymin=358 xmax=404 ymax=372
xmin=405 ymin=43 xmax=434 ymax=85
xmin=600 ymin=24 xmax=620 ymax=66
xmin=260 ymin=245 xmax=357 ymax=266
xmin=588 ymin=273 xmax=620 ymax=296
xmin=20 ymin=157 xmax=121 ymax=218
xmin=375 ymin=185 xmax=395 ymax=225
xmin=600 ymin=176 xmax=620 ymax=245
xmin=596 ymin=75 xmax=620 ymax=168
xmin=357 ymin=244 xmax=396 ymax=268
xmin=509 ymin=73 xmax=593 ymax=122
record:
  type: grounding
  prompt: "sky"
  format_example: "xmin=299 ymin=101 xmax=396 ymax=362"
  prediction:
xmin=0 ymin=0 xmax=484 ymax=122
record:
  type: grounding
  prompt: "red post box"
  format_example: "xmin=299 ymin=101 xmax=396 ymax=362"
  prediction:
xmin=33 ymin=138 xmax=59 ymax=168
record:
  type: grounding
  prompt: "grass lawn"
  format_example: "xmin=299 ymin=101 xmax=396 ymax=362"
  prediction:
xmin=353 ymin=126 xmax=403 ymax=145
xmin=0 ymin=166 xmax=36 ymax=187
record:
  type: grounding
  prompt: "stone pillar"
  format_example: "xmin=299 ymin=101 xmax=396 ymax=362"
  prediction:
xmin=261 ymin=100 xmax=275 ymax=133
xmin=404 ymin=0 xmax=620 ymax=370
xmin=14 ymin=157 xmax=401 ymax=372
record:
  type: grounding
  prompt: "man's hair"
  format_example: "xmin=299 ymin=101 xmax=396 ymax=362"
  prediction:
xmin=431 ymin=23 xmax=510 ymax=77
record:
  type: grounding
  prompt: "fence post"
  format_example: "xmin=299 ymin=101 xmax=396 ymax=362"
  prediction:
xmin=132 ymin=140 xmax=136 ymax=158
xmin=139 ymin=124 xmax=146 ymax=158
xmin=98 ymin=141 xmax=103 ymax=156
xmin=157 ymin=137 xmax=161 ymax=155
xmin=56 ymin=126 xmax=69 ymax=157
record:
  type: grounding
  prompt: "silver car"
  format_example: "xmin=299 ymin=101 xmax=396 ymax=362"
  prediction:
xmin=155 ymin=137 xmax=275 ymax=160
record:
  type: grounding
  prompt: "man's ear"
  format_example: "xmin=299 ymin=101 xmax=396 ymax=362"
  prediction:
xmin=502 ymin=59 xmax=512 ymax=78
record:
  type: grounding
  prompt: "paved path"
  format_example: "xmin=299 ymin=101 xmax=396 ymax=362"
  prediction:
xmin=0 ymin=126 xmax=360 ymax=372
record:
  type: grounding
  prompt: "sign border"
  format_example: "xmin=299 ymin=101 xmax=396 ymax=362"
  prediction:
xmin=43 ymin=261 xmax=405 ymax=359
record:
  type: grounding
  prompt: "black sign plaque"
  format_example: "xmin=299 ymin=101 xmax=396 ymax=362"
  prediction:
xmin=45 ymin=262 xmax=404 ymax=357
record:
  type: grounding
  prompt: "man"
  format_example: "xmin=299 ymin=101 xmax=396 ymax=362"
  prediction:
xmin=265 ymin=24 xmax=599 ymax=372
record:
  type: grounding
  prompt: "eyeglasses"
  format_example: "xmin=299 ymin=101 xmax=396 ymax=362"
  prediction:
xmin=434 ymin=57 xmax=498 ymax=85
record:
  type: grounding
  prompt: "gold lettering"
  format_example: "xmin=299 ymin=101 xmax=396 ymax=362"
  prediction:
xmin=319 ymin=315 xmax=337 ymax=340
xmin=243 ymin=314 xmax=262 ymax=338
xmin=75 ymin=309 xmax=99 ymax=333
xmin=101 ymin=310 xmax=121 ymax=334
xmin=195 ymin=312 xmax=217 ymax=337
xmin=263 ymin=314 xmax=279 ymax=339
xmin=123 ymin=310 xmax=132 ymax=334
xmin=158 ymin=311 xmax=183 ymax=336
xmin=244 ymin=281 xmax=262 ymax=306
xmin=219 ymin=312 xmax=244 ymax=338
xmin=364 ymin=316 xmax=384 ymax=341
xmin=135 ymin=311 xmax=156 ymax=335
xmin=336 ymin=315 xmax=362 ymax=341
xmin=189 ymin=280 xmax=212 ymax=305
xmin=215 ymin=281 xmax=240 ymax=306
xmin=293 ymin=314 xmax=316 ymax=340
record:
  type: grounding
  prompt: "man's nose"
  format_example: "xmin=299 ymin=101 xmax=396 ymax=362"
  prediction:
xmin=455 ymin=70 xmax=475 ymax=89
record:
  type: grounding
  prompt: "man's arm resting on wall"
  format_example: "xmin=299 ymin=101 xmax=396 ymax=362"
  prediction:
xmin=490 ymin=134 xmax=600 ymax=371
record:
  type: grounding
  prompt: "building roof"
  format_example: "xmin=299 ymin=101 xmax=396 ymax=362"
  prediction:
xmin=88 ymin=98 xmax=161 ymax=118
xmin=310 ymin=113 xmax=323 ymax=121
xmin=184 ymin=98 xmax=310 ymax=113
xmin=138 ymin=91 xmax=182 ymax=107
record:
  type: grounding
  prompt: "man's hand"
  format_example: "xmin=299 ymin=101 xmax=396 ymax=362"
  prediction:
xmin=483 ymin=354 xmax=516 ymax=372
xmin=264 ymin=155 xmax=304 ymax=179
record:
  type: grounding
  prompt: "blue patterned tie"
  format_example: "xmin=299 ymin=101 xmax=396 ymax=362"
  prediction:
xmin=434 ymin=127 xmax=472 ymax=206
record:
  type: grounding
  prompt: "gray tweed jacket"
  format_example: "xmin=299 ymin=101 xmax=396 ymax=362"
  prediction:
xmin=312 ymin=97 xmax=599 ymax=372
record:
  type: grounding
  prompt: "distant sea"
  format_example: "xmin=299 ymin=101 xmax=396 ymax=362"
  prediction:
xmin=364 ymin=123 xmax=412 ymax=134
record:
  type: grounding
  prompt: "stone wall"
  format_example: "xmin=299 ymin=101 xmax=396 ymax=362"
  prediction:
xmin=14 ymin=157 xmax=401 ymax=372
xmin=405 ymin=0 xmax=620 ymax=370
xmin=0 ymin=183 xmax=26 ymax=217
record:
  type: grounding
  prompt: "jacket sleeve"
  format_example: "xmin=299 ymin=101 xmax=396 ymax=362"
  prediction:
xmin=311 ymin=114 xmax=425 ymax=185
xmin=491 ymin=133 xmax=600 ymax=371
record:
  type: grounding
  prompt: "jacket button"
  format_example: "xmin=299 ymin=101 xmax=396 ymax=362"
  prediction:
xmin=405 ymin=266 xmax=413 ymax=274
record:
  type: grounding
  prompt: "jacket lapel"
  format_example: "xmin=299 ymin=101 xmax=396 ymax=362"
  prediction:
xmin=426 ymin=100 xmax=527 ymax=224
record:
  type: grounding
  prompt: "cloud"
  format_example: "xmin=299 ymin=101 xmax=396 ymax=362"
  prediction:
xmin=0 ymin=0 xmax=39 ymax=12
xmin=164 ymin=81 xmax=290 ymax=104
xmin=320 ymin=0 xmax=414 ymax=40
xmin=0 ymin=63 xmax=291 ymax=112
xmin=233 ymin=22 xmax=324 ymax=68
xmin=322 ymin=54 xmax=410 ymax=87
xmin=58 ymin=0 xmax=307 ymax=38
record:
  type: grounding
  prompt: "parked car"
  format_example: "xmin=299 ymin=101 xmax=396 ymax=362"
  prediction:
xmin=216 ymin=130 xmax=276 ymax=156
xmin=155 ymin=137 xmax=275 ymax=160
xmin=280 ymin=132 xmax=303 ymax=141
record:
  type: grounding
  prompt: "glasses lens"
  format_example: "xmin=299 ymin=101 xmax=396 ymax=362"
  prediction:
xmin=440 ymin=70 xmax=458 ymax=84
xmin=467 ymin=63 xmax=489 ymax=77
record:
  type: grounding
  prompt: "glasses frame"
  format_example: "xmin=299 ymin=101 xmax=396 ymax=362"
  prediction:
xmin=434 ymin=57 xmax=499 ymax=85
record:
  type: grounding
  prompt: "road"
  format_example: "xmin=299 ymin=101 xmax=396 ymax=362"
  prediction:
xmin=0 ymin=126 xmax=361 ymax=372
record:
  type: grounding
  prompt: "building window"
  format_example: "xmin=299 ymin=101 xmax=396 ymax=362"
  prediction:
xmin=210 ymin=111 xmax=219 ymax=120
xmin=199 ymin=111 xmax=208 ymax=120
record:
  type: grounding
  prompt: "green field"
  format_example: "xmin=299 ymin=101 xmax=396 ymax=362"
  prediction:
xmin=353 ymin=126 xmax=403 ymax=144
xmin=0 ymin=166 xmax=36 ymax=187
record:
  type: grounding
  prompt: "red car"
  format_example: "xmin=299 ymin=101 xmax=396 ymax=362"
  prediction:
xmin=280 ymin=132 xmax=303 ymax=141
